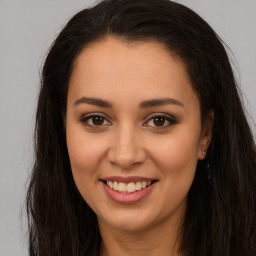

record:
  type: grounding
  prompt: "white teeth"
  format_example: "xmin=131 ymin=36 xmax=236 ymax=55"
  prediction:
xmin=127 ymin=182 xmax=136 ymax=193
xmin=118 ymin=182 xmax=126 ymax=192
xmin=106 ymin=180 xmax=152 ymax=193
xmin=107 ymin=181 xmax=113 ymax=188
xmin=113 ymin=181 xmax=118 ymax=191
xmin=135 ymin=182 xmax=142 ymax=190
xmin=141 ymin=181 xmax=147 ymax=188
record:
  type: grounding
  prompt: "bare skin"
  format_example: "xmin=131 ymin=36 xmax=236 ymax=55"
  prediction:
xmin=66 ymin=37 xmax=213 ymax=256
xmin=99 ymin=210 xmax=182 ymax=256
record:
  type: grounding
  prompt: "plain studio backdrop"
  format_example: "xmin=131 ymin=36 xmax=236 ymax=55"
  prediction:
xmin=0 ymin=0 xmax=255 ymax=255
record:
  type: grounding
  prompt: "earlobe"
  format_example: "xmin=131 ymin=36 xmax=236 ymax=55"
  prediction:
xmin=198 ymin=110 xmax=214 ymax=160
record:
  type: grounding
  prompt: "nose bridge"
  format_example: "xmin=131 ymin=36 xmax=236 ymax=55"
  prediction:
xmin=108 ymin=122 xmax=145 ymax=168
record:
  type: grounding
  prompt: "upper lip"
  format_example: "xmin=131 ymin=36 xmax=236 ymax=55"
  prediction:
xmin=101 ymin=176 xmax=156 ymax=184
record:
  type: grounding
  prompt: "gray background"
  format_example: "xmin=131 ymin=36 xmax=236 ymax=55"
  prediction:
xmin=0 ymin=0 xmax=255 ymax=255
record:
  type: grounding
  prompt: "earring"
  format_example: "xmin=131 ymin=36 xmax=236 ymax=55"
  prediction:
xmin=203 ymin=150 xmax=207 ymax=156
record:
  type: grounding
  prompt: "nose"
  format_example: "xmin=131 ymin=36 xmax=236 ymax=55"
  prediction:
xmin=107 ymin=124 xmax=146 ymax=169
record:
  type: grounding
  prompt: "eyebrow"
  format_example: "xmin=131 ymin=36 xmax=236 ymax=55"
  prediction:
xmin=73 ymin=97 xmax=112 ymax=108
xmin=139 ymin=98 xmax=184 ymax=108
xmin=73 ymin=97 xmax=184 ymax=109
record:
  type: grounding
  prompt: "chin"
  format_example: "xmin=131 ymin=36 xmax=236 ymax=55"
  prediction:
xmin=97 ymin=206 xmax=165 ymax=233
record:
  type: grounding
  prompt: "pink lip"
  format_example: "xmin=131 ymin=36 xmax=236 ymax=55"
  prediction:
xmin=102 ymin=176 xmax=155 ymax=184
xmin=102 ymin=179 xmax=157 ymax=204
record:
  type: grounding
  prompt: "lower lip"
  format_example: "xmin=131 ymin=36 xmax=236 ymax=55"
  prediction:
xmin=102 ymin=182 xmax=156 ymax=204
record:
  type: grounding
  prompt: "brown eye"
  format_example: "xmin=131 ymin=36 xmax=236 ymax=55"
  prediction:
xmin=81 ymin=114 xmax=111 ymax=127
xmin=92 ymin=116 xmax=104 ymax=125
xmin=153 ymin=117 xmax=166 ymax=126
xmin=144 ymin=114 xmax=177 ymax=128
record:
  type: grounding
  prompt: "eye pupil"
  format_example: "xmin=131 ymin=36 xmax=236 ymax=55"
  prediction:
xmin=92 ymin=116 xmax=104 ymax=125
xmin=153 ymin=117 xmax=165 ymax=126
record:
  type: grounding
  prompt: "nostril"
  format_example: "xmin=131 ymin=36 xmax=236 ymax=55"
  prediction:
xmin=107 ymin=141 xmax=146 ymax=168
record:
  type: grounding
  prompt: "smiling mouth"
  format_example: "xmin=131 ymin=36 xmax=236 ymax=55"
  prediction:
xmin=103 ymin=180 xmax=154 ymax=193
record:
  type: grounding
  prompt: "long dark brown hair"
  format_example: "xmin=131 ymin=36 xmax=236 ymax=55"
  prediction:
xmin=26 ymin=0 xmax=256 ymax=255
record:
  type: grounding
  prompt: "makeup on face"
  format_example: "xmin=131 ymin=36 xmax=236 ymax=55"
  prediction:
xmin=66 ymin=37 xmax=211 ymax=234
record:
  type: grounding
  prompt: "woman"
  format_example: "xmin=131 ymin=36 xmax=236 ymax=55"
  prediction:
xmin=26 ymin=0 xmax=256 ymax=255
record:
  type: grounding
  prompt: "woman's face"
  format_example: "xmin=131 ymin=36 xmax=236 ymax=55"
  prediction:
xmin=66 ymin=37 xmax=212 ymax=233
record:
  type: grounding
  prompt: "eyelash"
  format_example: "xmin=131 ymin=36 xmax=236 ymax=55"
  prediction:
xmin=80 ymin=113 xmax=111 ymax=128
xmin=144 ymin=113 xmax=177 ymax=129
xmin=80 ymin=113 xmax=177 ymax=129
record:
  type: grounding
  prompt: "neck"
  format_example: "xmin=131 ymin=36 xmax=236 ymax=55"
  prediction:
xmin=99 ymin=216 xmax=183 ymax=256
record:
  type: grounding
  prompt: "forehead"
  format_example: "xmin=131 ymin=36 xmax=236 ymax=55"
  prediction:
xmin=68 ymin=37 xmax=199 ymax=112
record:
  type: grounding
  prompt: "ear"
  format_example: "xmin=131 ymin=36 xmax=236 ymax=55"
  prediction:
xmin=198 ymin=110 xmax=214 ymax=160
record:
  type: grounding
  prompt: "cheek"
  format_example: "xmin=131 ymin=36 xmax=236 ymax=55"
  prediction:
xmin=147 ymin=129 xmax=200 ymax=193
xmin=66 ymin=131 xmax=110 ymax=211
xmin=66 ymin=126 xmax=108 ymax=191
xmin=68 ymin=137 xmax=102 ymax=171
xmin=148 ymin=134 xmax=199 ymax=215
xmin=150 ymin=132 xmax=199 ymax=169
